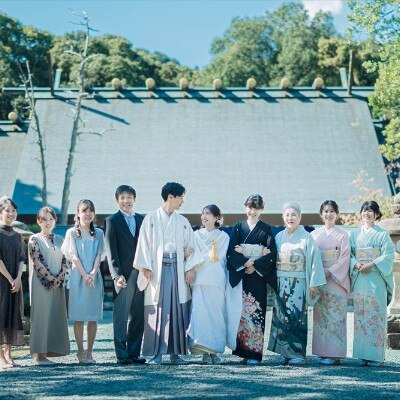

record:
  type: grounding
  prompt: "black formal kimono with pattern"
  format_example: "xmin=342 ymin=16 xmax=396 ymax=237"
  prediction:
xmin=227 ymin=220 xmax=277 ymax=361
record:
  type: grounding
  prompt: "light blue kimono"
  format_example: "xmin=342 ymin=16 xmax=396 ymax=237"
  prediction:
xmin=350 ymin=225 xmax=395 ymax=362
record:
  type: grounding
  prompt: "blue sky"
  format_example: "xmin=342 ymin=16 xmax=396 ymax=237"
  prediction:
xmin=1 ymin=0 xmax=349 ymax=68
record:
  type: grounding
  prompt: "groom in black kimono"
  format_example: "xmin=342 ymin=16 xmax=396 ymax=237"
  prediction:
xmin=104 ymin=185 xmax=145 ymax=364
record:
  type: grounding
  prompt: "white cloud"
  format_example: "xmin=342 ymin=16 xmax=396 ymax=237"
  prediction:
xmin=302 ymin=0 xmax=344 ymax=17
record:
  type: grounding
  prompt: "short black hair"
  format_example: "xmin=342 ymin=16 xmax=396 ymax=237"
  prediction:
xmin=161 ymin=182 xmax=186 ymax=201
xmin=115 ymin=185 xmax=136 ymax=200
xmin=244 ymin=194 xmax=264 ymax=210
xmin=319 ymin=200 xmax=339 ymax=215
xmin=360 ymin=200 xmax=383 ymax=220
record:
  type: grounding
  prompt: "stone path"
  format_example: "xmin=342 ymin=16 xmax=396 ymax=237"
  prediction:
xmin=1 ymin=311 xmax=400 ymax=399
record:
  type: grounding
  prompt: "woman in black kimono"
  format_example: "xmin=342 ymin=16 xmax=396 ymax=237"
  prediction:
xmin=227 ymin=194 xmax=277 ymax=365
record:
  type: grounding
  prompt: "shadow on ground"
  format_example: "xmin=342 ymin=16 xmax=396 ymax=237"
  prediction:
xmin=1 ymin=312 xmax=400 ymax=399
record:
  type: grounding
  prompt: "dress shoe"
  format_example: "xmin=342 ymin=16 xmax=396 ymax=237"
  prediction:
xmin=129 ymin=356 xmax=146 ymax=364
xmin=117 ymin=358 xmax=132 ymax=365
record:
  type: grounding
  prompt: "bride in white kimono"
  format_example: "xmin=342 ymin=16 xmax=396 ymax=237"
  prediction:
xmin=187 ymin=205 xmax=230 ymax=364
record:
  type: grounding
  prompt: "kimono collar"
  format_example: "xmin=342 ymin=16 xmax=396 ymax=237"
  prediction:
xmin=324 ymin=226 xmax=335 ymax=236
xmin=285 ymin=225 xmax=306 ymax=238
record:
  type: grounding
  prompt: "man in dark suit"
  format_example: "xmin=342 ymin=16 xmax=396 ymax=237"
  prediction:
xmin=104 ymin=185 xmax=145 ymax=364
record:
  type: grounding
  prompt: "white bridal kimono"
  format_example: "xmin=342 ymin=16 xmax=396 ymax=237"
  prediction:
xmin=187 ymin=228 xmax=230 ymax=354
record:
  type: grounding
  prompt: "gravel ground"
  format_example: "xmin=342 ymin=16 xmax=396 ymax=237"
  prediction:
xmin=1 ymin=310 xmax=400 ymax=400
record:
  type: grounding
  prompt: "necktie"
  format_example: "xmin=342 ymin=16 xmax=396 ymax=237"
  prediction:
xmin=125 ymin=215 xmax=136 ymax=237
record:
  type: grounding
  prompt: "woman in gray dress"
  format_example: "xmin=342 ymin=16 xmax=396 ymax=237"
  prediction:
xmin=28 ymin=207 xmax=70 ymax=365
xmin=62 ymin=200 xmax=104 ymax=364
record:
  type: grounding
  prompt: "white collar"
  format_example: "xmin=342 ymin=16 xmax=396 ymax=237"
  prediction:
xmin=324 ymin=226 xmax=335 ymax=236
xmin=120 ymin=209 xmax=135 ymax=218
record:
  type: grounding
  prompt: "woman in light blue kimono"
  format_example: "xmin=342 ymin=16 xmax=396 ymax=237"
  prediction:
xmin=350 ymin=201 xmax=394 ymax=366
xmin=268 ymin=202 xmax=326 ymax=365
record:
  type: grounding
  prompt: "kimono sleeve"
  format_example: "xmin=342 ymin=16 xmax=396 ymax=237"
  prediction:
xmin=226 ymin=223 xmax=248 ymax=271
xmin=307 ymin=235 xmax=326 ymax=288
xmin=61 ymin=229 xmax=78 ymax=261
xmin=374 ymin=231 xmax=395 ymax=277
xmin=183 ymin=221 xmax=203 ymax=272
xmin=133 ymin=214 xmax=153 ymax=271
xmin=253 ymin=228 xmax=277 ymax=278
xmin=328 ymin=232 xmax=351 ymax=293
xmin=349 ymin=231 xmax=359 ymax=288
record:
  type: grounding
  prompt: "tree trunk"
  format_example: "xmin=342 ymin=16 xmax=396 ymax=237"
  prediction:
xmin=59 ymin=17 xmax=90 ymax=224
xmin=25 ymin=61 xmax=48 ymax=206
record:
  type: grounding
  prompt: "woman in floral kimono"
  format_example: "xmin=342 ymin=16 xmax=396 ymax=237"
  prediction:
xmin=268 ymin=202 xmax=326 ymax=366
xmin=311 ymin=200 xmax=350 ymax=365
xmin=227 ymin=195 xmax=277 ymax=365
xmin=187 ymin=205 xmax=230 ymax=364
xmin=350 ymin=201 xmax=394 ymax=366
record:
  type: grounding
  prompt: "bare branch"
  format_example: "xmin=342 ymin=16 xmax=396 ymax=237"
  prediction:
xmin=78 ymin=128 xmax=115 ymax=137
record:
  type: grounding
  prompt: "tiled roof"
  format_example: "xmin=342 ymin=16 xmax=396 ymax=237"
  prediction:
xmin=6 ymin=87 xmax=390 ymax=215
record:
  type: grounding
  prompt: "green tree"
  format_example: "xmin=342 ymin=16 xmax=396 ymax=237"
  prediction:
xmin=348 ymin=0 xmax=400 ymax=165
xmin=0 ymin=12 xmax=53 ymax=119
xmin=51 ymin=33 xmax=191 ymax=88
xmin=198 ymin=3 xmax=337 ymax=87
xmin=318 ymin=37 xmax=380 ymax=86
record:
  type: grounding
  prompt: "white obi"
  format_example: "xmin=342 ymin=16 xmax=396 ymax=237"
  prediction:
xmin=320 ymin=249 xmax=339 ymax=268
xmin=240 ymin=244 xmax=264 ymax=260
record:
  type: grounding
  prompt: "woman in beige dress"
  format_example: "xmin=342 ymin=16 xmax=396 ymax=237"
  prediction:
xmin=28 ymin=207 xmax=70 ymax=365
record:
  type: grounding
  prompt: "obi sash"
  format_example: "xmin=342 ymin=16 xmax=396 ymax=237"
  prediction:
xmin=355 ymin=246 xmax=381 ymax=262
xmin=320 ymin=249 xmax=339 ymax=268
xmin=277 ymin=252 xmax=306 ymax=278
xmin=355 ymin=246 xmax=381 ymax=273
xmin=240 ymin=244 xmax=264 ymax=260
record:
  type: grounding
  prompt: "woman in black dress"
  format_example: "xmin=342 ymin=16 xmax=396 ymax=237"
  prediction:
xmin=0 ymin=197 xmax=24 ymax=368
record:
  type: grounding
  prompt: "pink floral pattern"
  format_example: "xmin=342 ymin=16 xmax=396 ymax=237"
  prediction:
xmin=353 ymin=292 xmax=385 ymax=349
xmin=314 ymin=289 xmax=346 ymax=345
xmin=237 ymin=291 xmax=264 ymax=354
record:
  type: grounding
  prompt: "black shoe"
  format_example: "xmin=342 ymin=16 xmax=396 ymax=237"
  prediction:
xmin=117 ymin=358 xmax=132 ymax=365
xmin=129 ymin=356 xmax=146 ymax=364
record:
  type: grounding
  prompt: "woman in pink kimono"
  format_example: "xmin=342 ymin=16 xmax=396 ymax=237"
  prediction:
xmin=311 ymin=200 xmax=350 ymax=365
